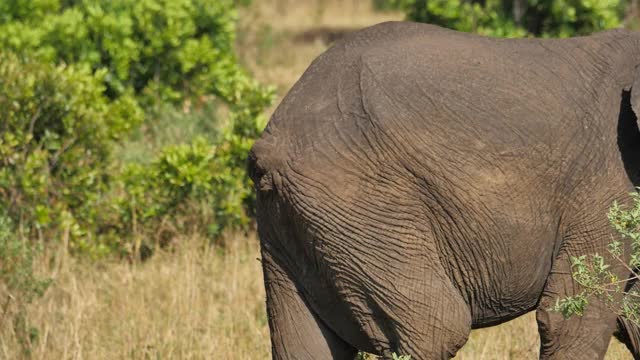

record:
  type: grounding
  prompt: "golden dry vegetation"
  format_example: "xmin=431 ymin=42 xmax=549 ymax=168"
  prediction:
xmin=0 ymin=235 xmax=270 ymax=359
xmin=0 ymin=232 xmax=628 ymax=359
xmin=0 ymin=1 xmax=632 ymax=359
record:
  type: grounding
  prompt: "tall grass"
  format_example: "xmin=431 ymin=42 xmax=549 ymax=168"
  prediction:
xmin=0 ymin=232 xmax=630 ymax=359
xmin=0 ymin=235 xmax=270 ymax=359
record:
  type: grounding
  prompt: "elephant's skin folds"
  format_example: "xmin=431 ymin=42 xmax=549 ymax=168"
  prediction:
xmin=249 ymin=21 xmax=640 ymax=359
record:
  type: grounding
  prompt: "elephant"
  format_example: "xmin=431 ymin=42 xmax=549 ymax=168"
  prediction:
xmin=247 ymin=21 xmax=640 ymax=359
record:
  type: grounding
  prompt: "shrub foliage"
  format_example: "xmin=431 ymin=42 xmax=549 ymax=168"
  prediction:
xmin=0 ymin=0 xmax=273 ymax=257
xmin=106 ymin=135 xmax=255 ymax=252
xmin=382 ymin=0 xmax=626 ymax=37
xmin=0 ymin=0 xmax=264 ymax=104
xmin=553 ymin=191 xmax=640 ymax=328
xmin=0 ymin=53 xmax=143 ymax=254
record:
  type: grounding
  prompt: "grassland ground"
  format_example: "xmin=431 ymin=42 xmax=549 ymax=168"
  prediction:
xmin=0 ymin=234 xmax=270 ymax=359
xmin=0 ymin=1 xmax=632 ymax=359
xmin=0 ymin=232 xmax=628 ymax=359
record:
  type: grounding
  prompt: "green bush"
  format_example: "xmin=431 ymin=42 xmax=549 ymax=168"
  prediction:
xmin=0 ymin=0 xmax=272 ymax=108
xmin=357 ymin=352 xmax=412 ymax=359
xmin=0 ymin=1 xmax=273 ymax=257
xmin=385 ymin=0 xmax=625 ymax=37
xmin=105 ymin=134 xmax=254 ymax=252
xmin=0 ymin=53 xmax=143 ymax=254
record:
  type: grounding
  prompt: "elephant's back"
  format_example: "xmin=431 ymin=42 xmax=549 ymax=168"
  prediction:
xmin=257 ymin=22 xmax=617 ymax=168
xmin=250 ymin=22 xmax=627 ymax=206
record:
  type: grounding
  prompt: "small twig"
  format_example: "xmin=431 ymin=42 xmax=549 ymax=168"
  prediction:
xmin=49 ymin=136 xmax=77 ymax=170
xmin=578 ymin=281 xmax=640 ymax=298
xmin=595 ymin=276 xmax=638 ymax=288
xmin=609 ymin=250 xmax=639 ymax=278
xmin=21 ymin=105 xmax=43 ymax=159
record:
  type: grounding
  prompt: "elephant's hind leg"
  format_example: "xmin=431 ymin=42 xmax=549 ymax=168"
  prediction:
xmin=536 ymin=251 xmax=618 ymax=360
xmin=262 ymin=251 xmax=358 ymax=360
xmin=352 ymin=250 xmax=472 ymax=360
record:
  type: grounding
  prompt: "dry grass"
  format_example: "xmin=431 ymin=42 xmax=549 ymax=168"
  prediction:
xmin=0 ymin=233 xmax=630 ymax=359
xmin=0 ymin=235 xmax=270 ymax=359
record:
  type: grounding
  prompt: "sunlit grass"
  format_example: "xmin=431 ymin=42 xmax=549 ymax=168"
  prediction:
xmin=0 ymin=234 xmax=270 ymax=359
xmin=1 ymin=232 xmax=629 ymax=359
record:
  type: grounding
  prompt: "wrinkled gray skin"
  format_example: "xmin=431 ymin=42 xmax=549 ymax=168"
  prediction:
xmin=248 ymin=21 xmax=640 ymax=359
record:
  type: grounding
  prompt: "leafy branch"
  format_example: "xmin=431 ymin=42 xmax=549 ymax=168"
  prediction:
xmin=553 ymin=191 xmax=640 ymax=325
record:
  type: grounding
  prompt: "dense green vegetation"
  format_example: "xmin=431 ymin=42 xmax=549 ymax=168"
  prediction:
xmin=0 ymin=0 xmax=273 ymax=258
xmin=377 ymin=0 xmax=627 ymax=37
xmin=0 ymin=53 xmax=143 ymax=254
xmin=0 ymin=0 xmax=269 ymax=106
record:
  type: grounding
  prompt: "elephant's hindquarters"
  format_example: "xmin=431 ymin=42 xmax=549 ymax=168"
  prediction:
xmin=253 ymin=152 xmax=559 ymax=354
xmin=254 ymin=154 xmax=475 ymax=353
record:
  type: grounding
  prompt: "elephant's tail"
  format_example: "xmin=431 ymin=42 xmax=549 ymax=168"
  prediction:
xmin=615 ymin=316 xmax=640 ymax=359
xmin=247 ymin=136 xmax=287 ymax=192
